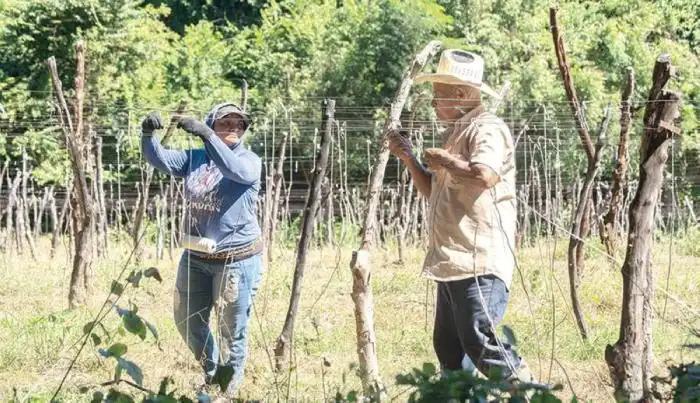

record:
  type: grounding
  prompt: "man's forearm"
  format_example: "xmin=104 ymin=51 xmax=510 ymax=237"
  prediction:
xmin=403 ymin=155 xmax=432 ymax=198
xmin=441 ymin=158 xmax=500 ymax=188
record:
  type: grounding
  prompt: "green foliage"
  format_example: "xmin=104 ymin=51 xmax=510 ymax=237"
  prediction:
xmin=143 ymin=0 xmax=268 ymax=34
xmin=652 ymin=342 xmax=700 ymax=401
xmin=77 ymin=269 xmax=223 ymax=402
xmin=333 ymin=362 xmax=567 ymax=402
xmin=1 ymin=0 xmax=698 ymax=192
xmin=395 ymin=363 xmax=565 ymax=403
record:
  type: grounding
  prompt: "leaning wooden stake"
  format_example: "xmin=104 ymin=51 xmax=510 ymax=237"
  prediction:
xmin=274 ymin=100 xmax=335 ymax=369
xmin=350 ymin=40 xmax=441 ymax=397
xmin=268 ymin=131 xmax=289 ymax=263
xmin=605 ymin=54 xmax=682 ymax=403
xmin=550 ymin=7 xmax=598 ymax=340
xmin=47 ymin=41 xmax=95 ymax=308
xmin=566 ymin=106 xmax=611 ymax=341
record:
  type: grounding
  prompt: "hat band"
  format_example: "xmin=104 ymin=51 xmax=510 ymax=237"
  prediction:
xmin=439 ymin=64 xmax=483 ymax=84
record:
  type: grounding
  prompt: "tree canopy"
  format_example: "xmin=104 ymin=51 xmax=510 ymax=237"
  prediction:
xmin=0 ymin=0 xmax=698 ymax=190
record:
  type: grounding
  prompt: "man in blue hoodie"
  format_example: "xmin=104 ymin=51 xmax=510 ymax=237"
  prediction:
xmin=141 ymin=102 xmax=262 ymax=397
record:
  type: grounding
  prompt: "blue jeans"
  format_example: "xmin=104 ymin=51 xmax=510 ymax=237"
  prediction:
xmin=433 ymin=275 xmax=521 ymax=379
xmin=173 ymin=252 xmax=262 ymax=392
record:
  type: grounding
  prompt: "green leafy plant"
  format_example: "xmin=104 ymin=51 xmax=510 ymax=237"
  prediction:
xmin=75 ymin=267 xmax=234 ymax=402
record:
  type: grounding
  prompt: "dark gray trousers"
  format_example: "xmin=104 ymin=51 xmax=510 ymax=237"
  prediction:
xmin=433 ymin=274 xmax=521 ymax=379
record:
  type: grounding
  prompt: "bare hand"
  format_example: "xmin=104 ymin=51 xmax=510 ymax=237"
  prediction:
xmin=387 ymin=131 xmax=413 ymax=162
xmin=424 ymin=148 xmax=456 ymax=172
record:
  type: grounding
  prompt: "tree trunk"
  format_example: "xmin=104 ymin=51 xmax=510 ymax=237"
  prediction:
xmin=274 ymin=100 xmax=335 ymax=369
xmin=603 ymin=68 xmax=635 ymax=258
xmin=605 ymin=54 xmax=681 ymax=402
xmin=350 ymin=40 xmax=441 ymax=397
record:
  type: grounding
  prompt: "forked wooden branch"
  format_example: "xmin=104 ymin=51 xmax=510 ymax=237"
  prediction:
xmin=350 ymin=40 xmax=441 ymax=397
xmin=549 ymin=8 xmax=594 ymax=161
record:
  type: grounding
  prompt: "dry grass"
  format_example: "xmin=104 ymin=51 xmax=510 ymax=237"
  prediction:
xmin=0 ymin=232 xmax=699 ymax=402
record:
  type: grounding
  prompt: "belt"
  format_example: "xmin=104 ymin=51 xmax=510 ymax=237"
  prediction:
xmin=196 ymin=238 xmax=263 ymax=263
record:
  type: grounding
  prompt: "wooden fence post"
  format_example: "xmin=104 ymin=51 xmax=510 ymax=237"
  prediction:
xmin=550 ymin=7 xmax=600 ymax=340
xmin=605 ymin=54 xmax=682 ymax=402
xmin=274 ymin=99 xmax=335 ymax=370
xmin=51 ymin=181 xmax=71 ymax=258
xmin=349 ymin=40 xmax=441 ymax=397
xmin=268 ymin=131 xmax=289 ymax=262
xmin=47 ymin=41 xmax=95 ymax=308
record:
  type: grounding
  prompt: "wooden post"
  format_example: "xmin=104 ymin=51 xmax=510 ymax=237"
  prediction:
xmin=566 ymin=106 xmax=611 ymax=340
xmin=550 ymin=7 xmax=599 ymax=339
xmin=47 ymin=41 xmax=95 ymax=309
xmin=35 ymin=186 xmax=52 ymax=239
xmin=168 ymin=177 xmax=176 ymax=259
xmin=605 ymin=54 xmax=681 ymax=402
xmin=94 ymin=131 xmax=109 ymax=253
xmin=602 ymin=68 xmax=635 ymax=258
xmin=274 ymin=100 xmax=335 ymax=369
xmin=327 ymin=139 xmax=335 ymax=246
xmin=155 ymin=193 xmax=164 ymax=261
xmin=20 ymin=151 xmax=37 ymax=259
xmin=350 ymin=40 xmax=441 ymax=396
xmin=262 ymin=127 xmax=274 ymax=260
xmin=5 ymin=172 xmax=20 ymax=251
xmin=240 ymin=79 xmax=248 ymax=112
xmin=268 ymin=131 xmax=289 ymax=263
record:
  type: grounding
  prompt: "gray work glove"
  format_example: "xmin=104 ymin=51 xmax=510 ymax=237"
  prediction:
xmin=177 ymin=117 xmax=215 ymax=140
xmin=141 ymin=112 xmax=163 ymax=135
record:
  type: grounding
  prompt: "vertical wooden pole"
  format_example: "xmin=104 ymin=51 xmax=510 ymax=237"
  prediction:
xmin=605 ymin=54 xmax=681 ymax=402
xmin=47 ymin=41 xmax=95 ymax=308
xmin=350 ymin=41 xmax=441 ymax=396
xmin=274 ymin=100 xmax=335 ymax=369
xmin=269 ymin=131 xmax=289 ymax=263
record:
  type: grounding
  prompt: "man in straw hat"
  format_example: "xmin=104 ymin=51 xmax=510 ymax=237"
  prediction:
xmin=388 ymin=49 xmax=533 ymax=382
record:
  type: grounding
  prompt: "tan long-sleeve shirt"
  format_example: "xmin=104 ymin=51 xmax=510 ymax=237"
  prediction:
xmin=422 ymin=105 xmax=517 ymax=289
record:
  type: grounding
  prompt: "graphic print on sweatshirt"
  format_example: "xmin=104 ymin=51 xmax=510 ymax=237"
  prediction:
xmin=186 ymin=161 xmax=223 ymax=236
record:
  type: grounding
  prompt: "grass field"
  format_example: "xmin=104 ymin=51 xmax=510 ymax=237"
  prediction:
xmin=1 ymin=231 xmax=699 ymax=402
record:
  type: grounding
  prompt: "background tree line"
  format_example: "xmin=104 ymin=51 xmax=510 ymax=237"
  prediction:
xmin=0 ymin=0 xmax=698 ymax=201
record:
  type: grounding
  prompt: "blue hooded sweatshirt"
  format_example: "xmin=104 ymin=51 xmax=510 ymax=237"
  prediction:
xmin=141 ymin=103 xmax=262 ymax=254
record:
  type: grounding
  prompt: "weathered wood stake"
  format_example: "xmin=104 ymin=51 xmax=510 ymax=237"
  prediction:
xmin=274 ymin=99 xmax=335 ymax=369
xmin=605 ymin=54 xmax=682 ymax=402
xmin=350 ymin=40 xmax=441 ymax=396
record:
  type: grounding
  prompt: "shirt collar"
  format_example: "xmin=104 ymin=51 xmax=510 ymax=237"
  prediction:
xmin=455 ymin=105 xmax=485 ymax=128
xmin=443 ymin=105 xmax=485 ymax=144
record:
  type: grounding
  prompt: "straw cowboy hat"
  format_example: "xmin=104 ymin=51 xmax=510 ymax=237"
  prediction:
xmin=415 ymin=49 xmax=501 ymax=99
